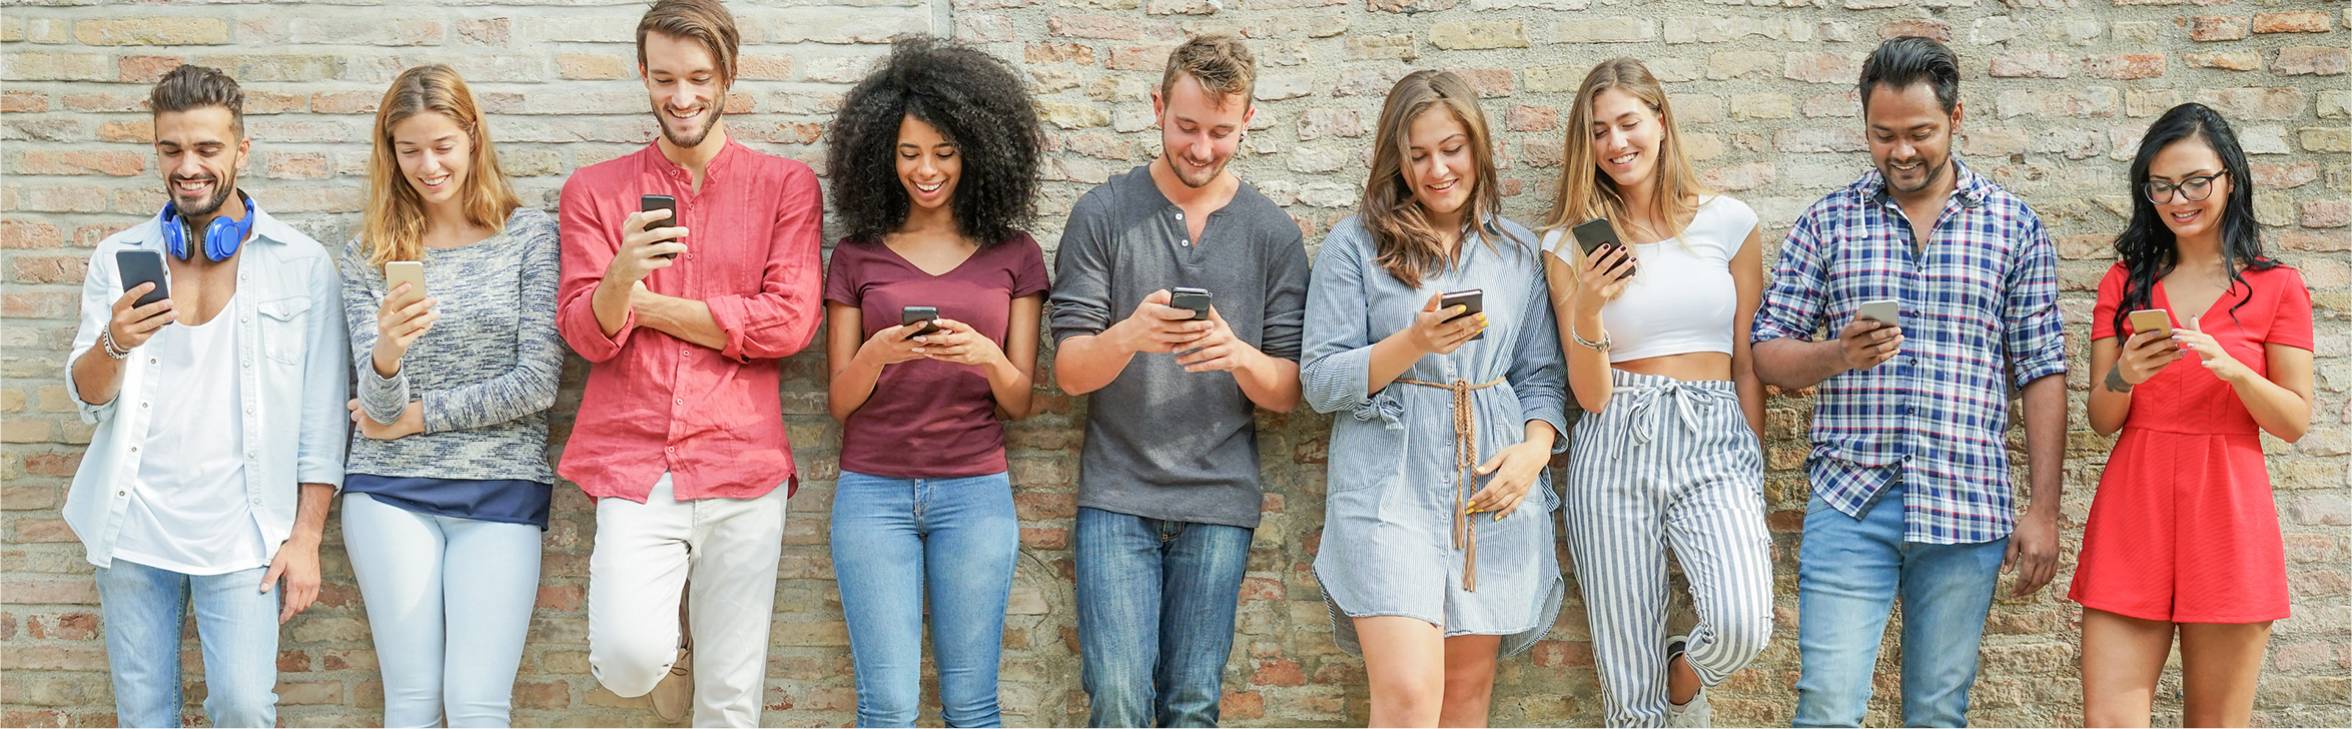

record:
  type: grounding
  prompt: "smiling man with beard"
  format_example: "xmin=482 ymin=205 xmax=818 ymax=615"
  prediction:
xmin=1751 ymin=36 xmax=2069 ymax=728
xmin=1047 ymin=34 xmax=1311 ymax=729
xmin=551 ymin=0 xmax=824 ymax=725
xmin=64 ymin=64 xmax=349 ymax=728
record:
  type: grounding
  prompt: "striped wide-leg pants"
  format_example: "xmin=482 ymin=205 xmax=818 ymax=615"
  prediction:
xmin=1563 ymin=370 xmax=1775 ymax=727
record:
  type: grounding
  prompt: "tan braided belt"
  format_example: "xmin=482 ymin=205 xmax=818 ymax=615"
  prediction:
xmin=1391 ymin=376 xmax=1505 ymax=592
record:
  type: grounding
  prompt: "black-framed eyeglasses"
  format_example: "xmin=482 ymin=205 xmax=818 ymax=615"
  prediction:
xmin=2144 ymin=170 xmax=2227 ymax=204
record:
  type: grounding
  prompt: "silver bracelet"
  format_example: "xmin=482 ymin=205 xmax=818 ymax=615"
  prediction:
xmin=99 ymin=326 xmax=130 ymax=360
xmin=1569 ymin=321 xmax=1611 ymax=352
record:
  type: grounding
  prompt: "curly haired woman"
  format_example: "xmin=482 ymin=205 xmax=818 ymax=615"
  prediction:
xmin=820 ymin=36 xmax=1048 ymax=728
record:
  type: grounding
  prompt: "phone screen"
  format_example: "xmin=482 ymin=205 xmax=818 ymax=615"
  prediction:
xmin=116 ymin=250 xmax=170 ymax=307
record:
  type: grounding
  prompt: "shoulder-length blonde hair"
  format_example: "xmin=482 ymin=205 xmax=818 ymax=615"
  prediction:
xmin=1540 ymin=58 xmax=1704 ymax=253
xmin=1361 ymin=69 xmax=1517 ymax=289
xmin=362 ymin=64 xmax=519 ymax=266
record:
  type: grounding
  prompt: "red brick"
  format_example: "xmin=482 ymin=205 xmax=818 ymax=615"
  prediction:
xmin=25 ymin=452 xmax=79 ymax=477
xmin=2185 ymin=15 xmax=2248 ymax=41
xmin=1219 ymin=690 xmax=1265 ymax=720
xmin=513 ymin=680 xmax=570 ymax=710
xmin=534 ymin=584 xmax=584 ymax=612
xmin=95 ymin=120 xmax=152 ymax=144
xmin=1025 ymin=42 xmax=1095 ymax=65
xmin=265 ymin=152 xmax=330 ymax=180
xmin=2084 ymin=53 xmax=2165 ymax=80
xmin=2252 ymin=11 xmax=2330 ymax=34
xmin=11 ymin=256 xmax=85 ymax=285
xmin=1879 ymin=19 xmax=1950 ymax=42
xmin=1 ymin=91 xmax=47 ymax=113
xmin=116 ymin=55 xmax=183 ymax=84
xmin=1251 ymin=657 xmax=1306 ymax=686
xmin=13 ymin=151 xmax=145 ymax=177
xmin=278 ymin=649 xmax=311 ymax=672
xmin=0 ymin=220 xmax=62 ymax=249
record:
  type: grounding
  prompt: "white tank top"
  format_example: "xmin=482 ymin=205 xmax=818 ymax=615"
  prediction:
xmin=112 ymin=296 xmax=266 ymax=575
xmin=1543 ymin=195 xmax=1758 ymax=363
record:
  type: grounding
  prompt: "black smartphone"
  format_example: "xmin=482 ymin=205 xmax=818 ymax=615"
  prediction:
xmin=901 ymin=305 xmax=940 ymax=338
xmin=1570 ymin=218 xmax=1635 ymax=281
xmin=1168 ymin=287 xmax=1211 ymax=321
xmin=640 ymin=194 xmax=680 ymax=260
xmin=116 ymin=250 xmax=170 ymax=307
xmin=1440 ymin=288 xmax=1484 ymax=341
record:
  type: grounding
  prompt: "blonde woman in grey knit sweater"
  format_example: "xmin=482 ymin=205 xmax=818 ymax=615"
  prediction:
xmin=338 ymin=64 xmax=561 ymax=728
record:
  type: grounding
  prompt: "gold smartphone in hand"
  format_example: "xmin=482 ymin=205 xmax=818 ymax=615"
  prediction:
xmin=2126 ymin=308 xmax=2172 ymax=339
xmin=385 ymin=261 xmax=425 ymax=305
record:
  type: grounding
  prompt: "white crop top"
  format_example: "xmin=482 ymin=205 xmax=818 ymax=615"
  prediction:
xmin=1542 ymin=195 xmax=1759 ymax=363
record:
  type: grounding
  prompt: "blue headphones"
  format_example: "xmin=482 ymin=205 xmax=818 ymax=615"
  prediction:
xmin=159 ymin=190 xmax=255 ymax=262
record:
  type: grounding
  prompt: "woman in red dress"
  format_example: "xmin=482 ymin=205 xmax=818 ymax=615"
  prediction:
xmin=2074 ymin=102 xmax=2316 ymax=727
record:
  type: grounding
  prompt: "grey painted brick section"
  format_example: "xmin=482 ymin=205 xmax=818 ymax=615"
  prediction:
xmin=2 ymin=0 xmax=2349 ymax=727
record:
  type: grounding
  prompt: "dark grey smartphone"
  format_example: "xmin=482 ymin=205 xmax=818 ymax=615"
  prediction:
xmin=1169 ymin=287 xmax=1211 ymax=321
xmin=116 ymin=250 xmax=170 ymax=307
xmin=640 ymin=194 xmax=680 ymax=260
xmin=1570 ymin=218 xmax=1634 ymax=280
xmin=901 ymin=305 xmax=939 ymax=338
xmin=1440 ymin=288 xmax=1484 ymax=340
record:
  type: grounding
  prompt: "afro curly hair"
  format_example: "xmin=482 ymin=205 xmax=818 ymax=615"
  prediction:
xmin=825 ymin=36 xmax=1043 ymax=247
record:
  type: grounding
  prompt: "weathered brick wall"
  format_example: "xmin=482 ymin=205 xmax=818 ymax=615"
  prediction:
xmin=3 ymin=0 xmax=2347 ymax=726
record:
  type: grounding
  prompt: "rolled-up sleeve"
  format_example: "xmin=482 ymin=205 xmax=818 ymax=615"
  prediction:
xmin=1300 ymin=227 xmax=1399 ymax=427
xmin=66 ymin=242 xmax=122 ymax=424
xmin=1258 ymin=226 xmax=1310 ymax=362
xmin=1047 ymin=197 xmax=1114 ymax=343
xmin=297 ymin=252 xmax=350 ymax=488
xmin=1505 ymin=263 xmax=1569 ymax=452
xmin=2002 ymin=214 xmax=2068 ymax=386
xmin=705 ymin=167 xmax=823 ymax=363
xmin=1753 ymin=207 xmax=1830 ymax=344
xmin=556 ymin=175 xmax=634 ymax=363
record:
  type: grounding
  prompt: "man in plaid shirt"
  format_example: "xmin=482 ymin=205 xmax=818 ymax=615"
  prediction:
xmin=1753 ymin=36 xmax=2069 ymax=728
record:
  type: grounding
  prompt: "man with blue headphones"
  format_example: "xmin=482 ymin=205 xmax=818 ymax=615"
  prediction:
xmin=63 ymin=64 xmax=350 ymax=729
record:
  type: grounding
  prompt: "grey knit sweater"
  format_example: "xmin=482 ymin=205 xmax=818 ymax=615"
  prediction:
xmin=340 ymin=208 xmax=562 ymax=484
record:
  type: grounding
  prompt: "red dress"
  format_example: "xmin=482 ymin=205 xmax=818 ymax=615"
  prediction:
xmin=2069 ymin=262 xmax=2312 ymax=624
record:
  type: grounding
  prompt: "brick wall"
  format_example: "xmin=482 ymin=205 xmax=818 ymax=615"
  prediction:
xmin=3 ymin=0 xmax=2347 ymax=726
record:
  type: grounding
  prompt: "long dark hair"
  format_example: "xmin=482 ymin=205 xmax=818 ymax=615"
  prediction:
xmin=2110 ymin=102 xmax=2276 ymax=338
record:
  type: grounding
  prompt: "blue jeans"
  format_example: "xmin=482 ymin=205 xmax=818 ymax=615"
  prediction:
xmin=1794 ymin=484 xmax=2007 ymax=728
xmin=830 ymin=471 xmax=1019 ymax=727
xmin=1074 ymin=507 xmax=1253 ymax=728
xmin=343 ymin=493 xmax=542 ymax=727
xmin=95 ymin=560 xmax=281 ymax=728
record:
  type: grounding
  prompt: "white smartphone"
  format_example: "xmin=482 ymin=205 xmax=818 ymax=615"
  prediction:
xmin=1856 ymin=299 xmax=1899 ymax=326
xmin=385 ymin=261 xmax=425 ymax=305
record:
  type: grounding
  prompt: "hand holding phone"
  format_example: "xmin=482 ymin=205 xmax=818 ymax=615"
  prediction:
xmin=640 ymin=194 xmax=682 ymax=261
xmin=1408 ymin=291 xmax=1485 ymax=355
xmin=1837 ymin=300 xmax=1903 ymax=371
xmin=608 ymin=195 xmax=687 ymax=284
xmin=1168 ymin=287 xmax=1212 ymax=321
xmin=384 ymin=261 xmax=426 ymax=305
xmin=2112 ymin=308 xmax=2181 ymax=387
xmin=1440 ymin=289 xmax=1485 ymax=341
xmin=901 ymin=305 xmax=941 ymax=339
xmin=108 ymin=250 xmax=176 ymax=351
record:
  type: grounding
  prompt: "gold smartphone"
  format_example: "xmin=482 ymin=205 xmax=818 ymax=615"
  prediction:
xmin=2126 ymin=308 xmax=2172 ymax=338
xmin=385 ymin=261 xmax=425 ymax=305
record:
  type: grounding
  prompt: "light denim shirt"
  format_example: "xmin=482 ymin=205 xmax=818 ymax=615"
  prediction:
xmin=63 ymin=204 xmax=350 ymax=568
xmin=1302 ymin=215 xmax=1571 ymax=494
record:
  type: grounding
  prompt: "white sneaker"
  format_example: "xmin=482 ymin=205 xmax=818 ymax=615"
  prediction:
xmin=1666 ymin=634 xmax=1711 ymax=728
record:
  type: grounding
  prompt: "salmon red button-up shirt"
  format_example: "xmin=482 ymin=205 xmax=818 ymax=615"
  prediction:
xmin=556 ymin=140 xmax=822 ymax=502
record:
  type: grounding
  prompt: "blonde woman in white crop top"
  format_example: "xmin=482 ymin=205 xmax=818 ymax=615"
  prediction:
xmin=1536 ymin=58 xmax=1773 ymax=728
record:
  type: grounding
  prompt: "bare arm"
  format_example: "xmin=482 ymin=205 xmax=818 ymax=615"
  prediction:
xmin=1731 ymin=227 xmax=1766 ymax=436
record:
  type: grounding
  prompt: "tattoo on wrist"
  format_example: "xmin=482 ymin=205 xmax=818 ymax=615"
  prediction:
xmin=2103 ymin=367 xmax=2133 ymax=393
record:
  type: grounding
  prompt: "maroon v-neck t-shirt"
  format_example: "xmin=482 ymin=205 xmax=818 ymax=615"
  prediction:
xmin=824 ymin=234 xmax=1050 ymax=478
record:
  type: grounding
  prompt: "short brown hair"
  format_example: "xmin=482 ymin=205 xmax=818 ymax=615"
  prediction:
xmin=637 ymin=0 xmax=740 ymax=84
xmin=1159 ymin=34 xmax=1255 ymax=105
xmin=148 ymin=64 xmax=244 ymax=137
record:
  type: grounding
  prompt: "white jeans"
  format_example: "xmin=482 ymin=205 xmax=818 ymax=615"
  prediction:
xmin=343 ymin=493 xmax=543 ymax=728
xmin=586 ymin=473 xmax=788 ymax=728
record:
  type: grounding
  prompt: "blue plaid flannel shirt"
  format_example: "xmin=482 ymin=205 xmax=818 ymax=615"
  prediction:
xmin=1753 ymin=159 xmax=2067 ymax=545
